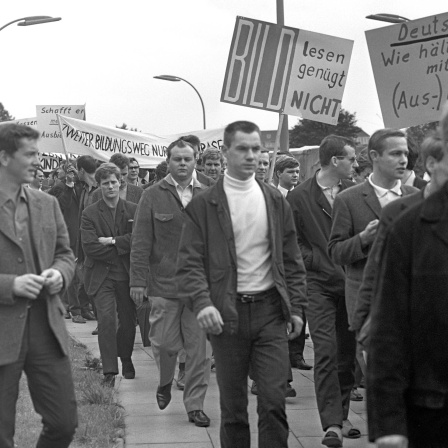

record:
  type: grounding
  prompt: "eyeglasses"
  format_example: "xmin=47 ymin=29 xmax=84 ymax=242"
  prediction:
xmin=335 ymin=156 xmax=357 ymax=163
xmin=129 ymin=166 xmax=140 ymax=170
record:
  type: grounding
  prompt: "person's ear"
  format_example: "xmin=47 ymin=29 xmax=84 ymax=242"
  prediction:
xmin=0 ymin=150 xmax=11 ymax=167
xmin=369 ymin=150 xmax=379 ymax=163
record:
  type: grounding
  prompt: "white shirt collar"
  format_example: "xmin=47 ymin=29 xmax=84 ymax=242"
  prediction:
xmin=368 ymin=174 xmax=402 ymax=198
xmin=277 ymin=184 xmax=290 ymax=197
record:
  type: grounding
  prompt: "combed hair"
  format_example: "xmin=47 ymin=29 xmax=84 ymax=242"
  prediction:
xmin=367 ymin=128 xmax=406 ymax=162
xmin=155 ymin=161 xmax=168 ymax=180
xmin=110 ymin=153 xmax=130 ymax=169
xmin=421 ymin=131 xmax=446 ymax=165
xmin=319 ymin=135 xmax=355 ymax=167
xmin=76 ymin=155 xmax=97 ymax=174
xmin=405 ymin=133 xmax=419 ymax=170
xmin=0 ymin=123 xmax=40 ymax=156
xmin=275 ymin=156 xmax=299 ymax=174
xmin=166 ymin=139 xmax=197 ymax=159
xmin=94 ymin=163 xmax=122 ymax=184
xmin=223 ymin=121 xmax=260 ymax=148
xmin=129 ymin=157 xmax=139 ymax=166
xmin=179 ymin=135 xmax=200 ymax=148
xmin=202 ymin=148 xmax=223 ymax=164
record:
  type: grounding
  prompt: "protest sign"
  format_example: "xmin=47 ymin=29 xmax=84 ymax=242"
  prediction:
xmin=37 ymin=105 xmax=86 ymax=153
xmin=0 ymin=117 xmax=37 ymax=128
xmin=57 ymin=115 xmax=224 ymax=169
xmin=221 ymin=16 xmax=353 ymax=124
xmin=366 ymin=12 xmax=448 ymax=128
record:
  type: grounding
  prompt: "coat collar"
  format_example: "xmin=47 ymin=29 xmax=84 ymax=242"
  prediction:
xmin=98 ymin=198 xmax=124 ymax=234
xmin=420 ymin=182 xmax=448 ymax=245
xmin=360 ymin=181 xmax=382 ymax=219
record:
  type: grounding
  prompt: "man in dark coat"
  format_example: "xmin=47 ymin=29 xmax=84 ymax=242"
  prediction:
xmin=81 ymin=163 xmax=137 ymax=386
xmin=0 ymin=124 xmax=77 ymax=448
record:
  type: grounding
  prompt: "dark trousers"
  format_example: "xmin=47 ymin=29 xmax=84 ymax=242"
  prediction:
xmin=306 ymin=288 xmax=356 ymax=430
xmin=94 ymin=278 xmax=136 ymax=374
xmin=407 ymin=404 xmax=448 ymax=448
xmin=62 ymin=261 xmax=94 ymax=316
xmin=0 ymin=300 xmax=77 ymax=448
xmin=210 ymin=290 xmax=289 ymax=448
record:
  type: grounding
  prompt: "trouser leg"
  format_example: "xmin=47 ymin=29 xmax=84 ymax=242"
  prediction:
xmin=181 ymin=305 xmax=210 ymax=412
xmin=149 ymin=297 xmax=183 ymax=387
xmin=93 ymin=279 xmax=119 ymax=374
xmin=307 ymin=289 xmax=346 ymax=430
xmin=115 ymin=280 xmax=136 ymax=360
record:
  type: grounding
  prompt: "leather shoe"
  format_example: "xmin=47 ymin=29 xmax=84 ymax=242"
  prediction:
xmin=81 ymin=310 xmax=96 ymax=321
xmin=250 ymin=380 xmax=258 ymax=395
xmin=72 ymin=315 xmax=86 ymax=324
xmin=121 ymin=358 xmax=135 ymax=379
xmin=291 ymin=357 xmax=312 ymax=370
xmin=286 ymin=383 xmax=297 ymax=398
xmin=102 ymin=373 xmax=115 ymax=387
xmin=176 ymin=368 xmax=185 ymax=390
xmin=91 ymin=326 xmax=98 ymax=335
xmin=156 ymin=382 xmax=172 ymax=410
xmin=64 ymin=310 xmax=71 ymax=319
xmin=188 ymin=410 xmax=210 ymax=427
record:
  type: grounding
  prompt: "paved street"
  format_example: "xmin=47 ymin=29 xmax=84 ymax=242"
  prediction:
xmin=68 ymin=320 xmax=370 ymax=448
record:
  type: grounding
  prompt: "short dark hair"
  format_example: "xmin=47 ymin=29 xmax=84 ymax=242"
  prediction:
xmin=368 ymin=128 xmax=406 ymax=162
xmin=180 ymin=135 xmax=200 ymax=149
xmin=94 ymin=163 xmax=121 ymax=184
xmin=110 ymin=153 xmax=130 ymax=169
xmin=421 ymin=131 xmax=446 ymax=165
xmin=405 ymin=133 xmax=419 ymax=170
xmin=319 ymin=135 xmax=355 ymax=167
xmin=76 ymin=155 xmax=97 ymax=174
xmin=202 ymin=148 xmax=223 ymax=164
xmin=166 ymin=139 xmax=197 ymax=159
xmin=275 ymin=156 xmax=299 ymax=174
xmin=129 ymin=157 xmax=139 ymax=166
xmin=223 ymin=121 xmax=260 ymax=148
xmin=354 ymin=148 xmax=372 ymax=175
xmin=155 ymin=161 xmax=168 ymax=180
xmin=0 ymin=123 xmax=40 ymax=156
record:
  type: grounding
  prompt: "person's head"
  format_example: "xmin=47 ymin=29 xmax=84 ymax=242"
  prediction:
xmin=222 ymin=121 xmax=261 ymax=181
xmin=275 ymin=156 xmax=300 ymax=190
xmin=154 ymin=161 xmax=168 ymax=181
xmin=405 ymin=133 xmax=419 ymax=171
xmin=127 ymin=157 xmax=140 ymax=183
xmin=368 ymin=128 xmax=408 ymax=181
xmin=166 ymin=139 xmax=197 ymax=184
xmin=319 ymin=135 xmax=358 ymax=179
xmin=138 ymin=167 xmax=148 ymax=179
xmin=94 ymin=163 xmax=121 ymax=201
xmin=352 ymin=149 xmax=372 ymax=184
xmin=255 ymin=150 xmax=270 ymax=182
xmin=0 ymin=123 xmax=41 ymax=185
xmin=109 ymin=153 xmax=130 ymax=188
xmin=421 ymin=131 xmax=448 ymax=191
xmin=76 ymin=155 xmax=97 ymax=182
xmin=202 ymin=148 xmax=223 ymax=180
xmin=30 ymin=168 xmax=45 ymax=189
xmin=180 ymin=135 xmax=201 ymax=154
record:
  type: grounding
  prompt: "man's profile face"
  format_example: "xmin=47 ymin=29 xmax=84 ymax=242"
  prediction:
xmin=100 ymin=174 xmax=120 ymax=200
xmin=168 ymin=145 xmax=196 ymax=183
xmin=128 ymin=162 xmax=139 ymax=181
xmin=223 ymin=131 xmax=261 ymax=181
xmin=335 ymin=145 xmax=358 ymax=179
xmin=119 ymin=166 xmax=129 ymax=189
xmin=255 ymin=152 xmax=270 ymax=181
xmin=203 ymin=158 xmax=222 ymax=180
xmin=31 ymin=170 xmax=45 ymax=188
xmin=278 ymin=166 xmax=300 ymax=190
xmin=3 ymin=138 xmax=40 ymax=185
xmin=371 ymin=137 xmax=408 ymax=181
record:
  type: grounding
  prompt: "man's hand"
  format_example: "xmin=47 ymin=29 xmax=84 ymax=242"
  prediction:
xmin=65 ymin=165 xmax=78 ymax=186
xmin=130 ymin=287 xmax=145 ymax=307
xmin=98 ymin=237 xmax=114 ymax=246
xmin=41 ymin=269 xmax=64 ymax=295
xmin=12 ymin=274 xmax=45 ymax=299
xmin=375 ymin=435 xmax=408 ymax=448
xmin=197 ymin=306 xmax=224 ymax=335
xmin=287 ymin=315 xmax=304 ymax=340
xmin=360 ymin=219 xmax=379 ymax=246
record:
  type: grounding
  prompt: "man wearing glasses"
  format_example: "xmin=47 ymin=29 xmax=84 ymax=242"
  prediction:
xmin=127 ymin=158 xmax=140 ymax=186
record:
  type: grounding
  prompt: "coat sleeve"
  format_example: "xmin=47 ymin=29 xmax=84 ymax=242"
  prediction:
xmin=328 ymin=194 xmax=367 ymax=266
xmin=281 ymin=198 xmax=308 ymax=320
xmin=176 ymin=201 xmax=214 ymax=315
xmin=130 ymin=194 xmax=153 ymax=288
xmin=367 ymin=223 xmax=412 ymax=441
xmin=80 ymin=209 xmax=117 ymax=261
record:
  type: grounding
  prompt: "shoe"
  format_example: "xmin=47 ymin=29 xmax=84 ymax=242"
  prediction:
xmin=322 ymin=430 xmax=342 ymax=447
xmin=92 ymin=326 xmax=98 ymax=335
xmin=121 ymin=358 xmax=135 ymax=379
xmin=102 ymin=373 xmax=115 ymax=387
xmin=250 ymin=380 xmax=258 ymax=395
xmin=290 ymin=357 xmax=312 ymax=370
xmin=64 ymin=310 xmax=71 ymax=319
xmin=342 ymin=419 xmax=361 ymax=439
xmin=210 ymin=356 xmax=216 ymax=372
xmin=176 ymin=368 xmax=185 ymax=390
xmin=305 ymin=333 xmax=310 ymax=339
xmin=81 ymin=310 xmax=96 ymax=321
xmin=350 ymin=387 xmax=363 ymax=401
xmin=188 ymin=410 xmax=210 ymax=427
xmin=156 ymin=382 xmax=172 ymax=410
xmin=286 ymin=383 xmax=297 ymax=398
xmin=72 ymin=315 xmax=86 ymax=324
